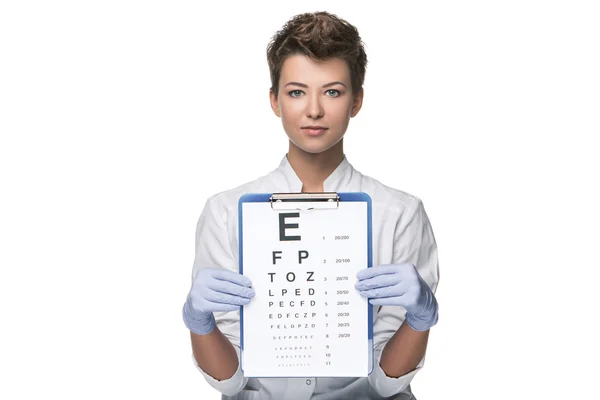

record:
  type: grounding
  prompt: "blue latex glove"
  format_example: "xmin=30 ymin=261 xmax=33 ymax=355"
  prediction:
xmin=182 ymin=268 xmax=255 ymax=335
xmin=354 ymin=263 xmax=438 ymax=331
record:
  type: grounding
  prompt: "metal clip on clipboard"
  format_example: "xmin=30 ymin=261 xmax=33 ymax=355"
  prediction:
xmin=269 ymin=192 xmax=340 ymax=210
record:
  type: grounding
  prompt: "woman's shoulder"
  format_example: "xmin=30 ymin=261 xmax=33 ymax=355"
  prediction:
xmin=357 ymin=171 xmax=423 ymax=213
xmin=202 ymin=170 xmax=279 ymax=214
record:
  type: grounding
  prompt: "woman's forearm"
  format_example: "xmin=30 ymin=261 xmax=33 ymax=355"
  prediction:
xmin=190 ymin=327 xmax=239 ymax=380
xmin=379 ymin=322 xmax=430 ymax=378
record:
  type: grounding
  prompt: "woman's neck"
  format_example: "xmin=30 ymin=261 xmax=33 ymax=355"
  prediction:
xmin=287 ymin=140 xmax=344 ymax=193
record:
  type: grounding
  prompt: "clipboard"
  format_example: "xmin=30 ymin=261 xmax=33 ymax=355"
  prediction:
xmin=238 ymin=192 xmax=373 ymax=378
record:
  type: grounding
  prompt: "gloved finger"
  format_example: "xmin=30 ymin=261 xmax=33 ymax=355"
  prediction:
xmin=369 ymin=292 xmax=415 ymax=308
xmin=356 ymin=264 xmax=402 ymax=281
xmin=358 ymin=285 xmax=406 ymax=299
xmin=205 ymin=289 xmax=253 ymax=306
xmin=354 ymin=273 xmax=401 ymax=291
xmin=210 ymin=268 xmax=253 ymax=287
xmin=203 ymin=301 xmax=240 ymax=313
xmin=209 ymin=279 xmax=255 ymax=299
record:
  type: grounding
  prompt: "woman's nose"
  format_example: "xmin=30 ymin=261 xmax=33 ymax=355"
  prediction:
xmin=305 ymin=94 xmax=324 ymax=119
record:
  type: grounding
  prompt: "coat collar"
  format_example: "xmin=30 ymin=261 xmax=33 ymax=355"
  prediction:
xmin=276 ymin=153 xmax=355 ymax=192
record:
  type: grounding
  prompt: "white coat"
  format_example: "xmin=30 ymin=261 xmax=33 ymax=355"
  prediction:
xmin=189 ymin=154 xmax=439 ymax=400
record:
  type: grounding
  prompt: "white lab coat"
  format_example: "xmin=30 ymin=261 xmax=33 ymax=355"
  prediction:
xmin=189 ymin=154 xmax=439 ymax=400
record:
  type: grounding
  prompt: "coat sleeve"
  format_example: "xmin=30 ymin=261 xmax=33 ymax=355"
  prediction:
xmin=188 ymin=194 xmax=249 ymax=397
xmin=367 ymin=197 xmax=440 ymax=397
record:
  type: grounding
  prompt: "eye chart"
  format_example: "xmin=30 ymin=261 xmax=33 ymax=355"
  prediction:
xmin=238 ymin=192 xmax=373 ymax=378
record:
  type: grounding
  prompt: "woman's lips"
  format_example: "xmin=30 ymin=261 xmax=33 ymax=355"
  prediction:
xmin=302 ymin=127 xmax=328 ymax=136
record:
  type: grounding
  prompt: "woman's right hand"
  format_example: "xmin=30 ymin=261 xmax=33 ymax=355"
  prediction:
xmin=182 ymin=268 xmax=255 ymax=335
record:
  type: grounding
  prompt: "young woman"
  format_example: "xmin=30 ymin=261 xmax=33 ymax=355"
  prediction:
xmin=182 ymin=11 xmax=440 ymax=400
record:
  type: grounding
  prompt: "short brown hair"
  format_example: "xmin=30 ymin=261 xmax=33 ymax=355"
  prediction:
xmin=266 ymin=11 xmax=367 ymax=99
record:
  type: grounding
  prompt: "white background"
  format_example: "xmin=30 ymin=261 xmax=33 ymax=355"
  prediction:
xmin=1 ymin=1 xmax=598 ymax=399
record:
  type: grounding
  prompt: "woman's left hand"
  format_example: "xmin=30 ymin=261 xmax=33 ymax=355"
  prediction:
xmin=354 ymin=263 xmax=439 ymax=331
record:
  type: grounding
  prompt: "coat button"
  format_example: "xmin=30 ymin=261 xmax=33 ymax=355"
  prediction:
xmin=306 ymin=379 xmax=312 ymax=385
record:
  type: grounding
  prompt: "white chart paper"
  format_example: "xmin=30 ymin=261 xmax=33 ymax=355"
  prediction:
xmin=240 ymin=200 xmax=372 ymax=377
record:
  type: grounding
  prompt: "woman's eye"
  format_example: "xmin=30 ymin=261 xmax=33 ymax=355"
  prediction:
xmin=326 ymin=89 xmax=341 ymax=97
xmin=289 ymin=90 xmax=303 ymax=97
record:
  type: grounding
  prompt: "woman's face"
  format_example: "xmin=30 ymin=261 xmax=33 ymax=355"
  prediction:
xmin=270 ymin=54 xmax=363 ymax=155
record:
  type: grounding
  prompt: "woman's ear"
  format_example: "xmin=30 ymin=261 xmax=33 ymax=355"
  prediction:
xmin=269 ymin=89 xmax=281 ymax=117
xmin=351 ymin=88 xmax=364 ymax=117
